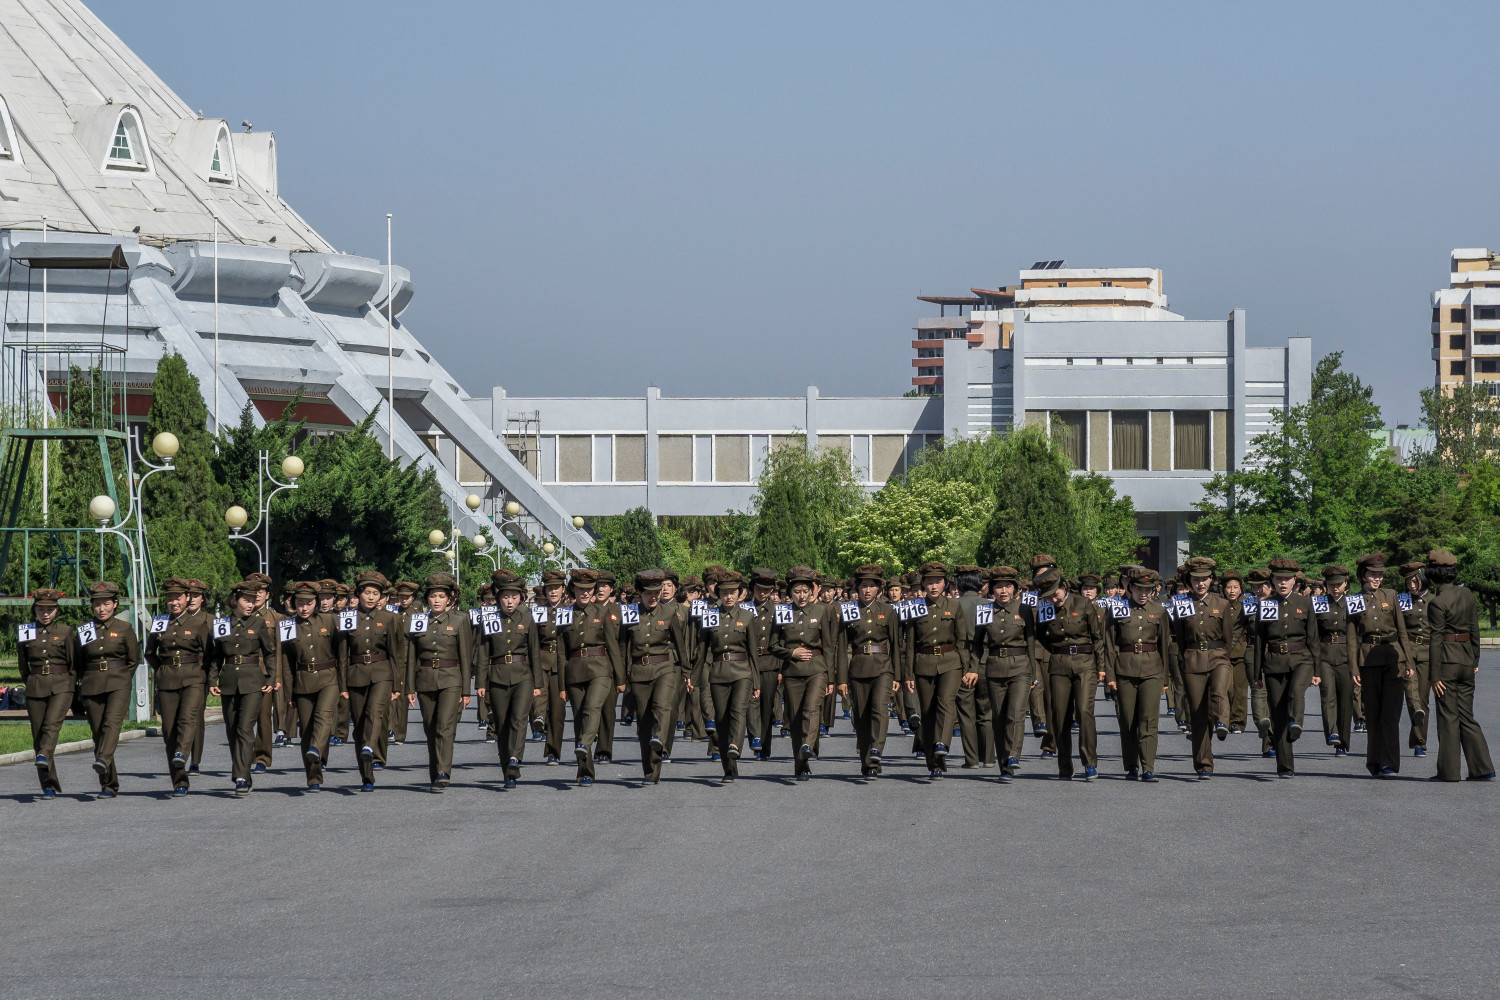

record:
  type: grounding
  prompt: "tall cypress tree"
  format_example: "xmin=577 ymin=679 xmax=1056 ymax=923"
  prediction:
xmin=975 ymin=427 xmax=1080 ymax=575
xmin=748 ymin=447 xmax=819 ymax=570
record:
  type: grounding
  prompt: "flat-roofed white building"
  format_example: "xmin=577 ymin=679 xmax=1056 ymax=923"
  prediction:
xmin=1432 ymin=248 xmax=1500 ymax=390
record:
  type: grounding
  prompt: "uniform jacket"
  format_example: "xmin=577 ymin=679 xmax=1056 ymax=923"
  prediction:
xmin=75 ymin=615 xmax=140 ymax=696
xmin=973 ymin=596 xmax=1036 ymax=681
xmin=1346 ymin=586 xmax=1411 ymax=671
xmin=1035 ymin=593 xmax=1104 ymax=676
xmin=1426 ymin=582 xmax=1479 ymax=681
xmin=696 ymin=601 xmax=761 ymax=685
xmin=557 ymin=600 xmax=623 ymax=687
xmin=1104 ymin=599 xmax=1169 ymax=683
xmin=618 ymin=600 xmax=690 ymax=684
xmin=1168 ymin=591 xmax=1234 ymax=675
xmin=146 ymin=609 xmax=211 ymax=690
xmin=406 ymin=606 xmax=473 ymax=693
xmin=531 ymin=602 xmax=563 ymax=681
xmin=1313 ymin=594 xmax=1352 ymax=671
xmin=1401 ymin=589 xmax=1432 ymax=664
xmin=475 ymin=606 xmax=543 ymax=691
xmin=283 ymin=611 xmax=344 ymax=694
xmin=903 ymin=594 xmax=971 ymax=677
xmin=210 ymin=611 xmax=276 ymax=694
xmin=771 ymin=602 xmax=840 ymax=680
xmin=1250 ymin=591 xmax=1318 ymax=682
xmin=834 ymin=598 xmax=905 ymax=686
xmin=18 ymin=619 xmax=75 ymax=699
xmin=340 ymin=606 xmax=402 ymax=687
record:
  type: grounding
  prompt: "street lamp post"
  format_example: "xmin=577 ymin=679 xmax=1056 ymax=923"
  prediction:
xmin=461 ymin=493 xmax=580 ymax=575
xmin=90 ymin=430 xmax=180 ymax=721
xmin=225 ymin=451 xmax=304 ymax=577
xmin=427 ymin=528 xmax=458 ymax=585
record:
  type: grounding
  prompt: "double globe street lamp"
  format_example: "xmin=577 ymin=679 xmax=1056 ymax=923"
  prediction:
xmin=223 ymin=452 xmax=305 ymax=577
xmin=431 ymin=495 xmax=584 ymax=584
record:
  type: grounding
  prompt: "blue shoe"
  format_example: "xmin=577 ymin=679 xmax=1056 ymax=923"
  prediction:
xmin=361 ymin=782 xmax=375 ymax=792
xmin=1468 ymin=772 xmax=1497 ymax=781
xmin=504 ymin=778 xmax=517 ymax=789
xmin=545 ymin=755 xmax=559 ymax=765
xmin=1414 ymin=746 xmax=1427 ymax=757
xmin=819 ymin=725 xmax=829 ymax=736
xmin=650 ymin=734 xmax=664 ymax=752
xmin=252 ymin=762 xmax=267 ymax=774
xmin=706 ymin=720 xmax=717 ymax=733
xmin=234 ymin=779 xmax=250 ymax=795
xmin=579 ymin=776 xmax=593 ymax=787
xmin=329 ymin=736 xmax=344 ymax=746
xmin=41 ymin=787 xmax=57 ymax=799
xmin=188 ymin=764 xmax=199 ymax=774
xmin=304 ymin=748 xmax=321 ymax=765
xmin=933 ymin=742 xmax=949 ymax=760
xmin=1198 ymin=769 xmax=1212 ymax=780
xmin=34 ymin=754 xmax=48 ymax=771
xmin=372 ymin=761 xmax=384 ymax=770
xmin=710 ymin=752 xmax=721 ymax=761
xmin=1334 ymin=748 xmax=1348 ymax=757
xmin=675 ymin=721 xmax=685 ymax=731
xmin=1166 ymin=707 xmax=1176 ymax=716
xmin=929 ymin=769 xmax=943 ymax=779
xmin=1326 ymin=733 xmax=1340 ymax=747
xmin=1214 ymin=723 xmax=1229 ymax=741
xmin=842 ymin=710 xmax=851 ymax=719
xmin=575 ymin=744 xmax=591 ymax=762
xmin=97 ymin=788 xmax=116 ymax=798
xmin=92 ymin=758 xmax=108 ymax=775
xmin=1083 ymin=766 xmax=1097 ymax=781
xmin=800 ymin=743 xmax=813 ymax=758
xmin=901 ymin=726 xmax=912 ymax=736
xmin=1126 ymin=768 xmax=1139 ymax=781
xmin=953 ymin=727 xmax=961 ymax=737
xmin=306 ymin=783 xmax=321 ymax=792
xmin=1041 ymin=749 xmax=1056 ymax=759
xmin=171 ymin=752 xmax=187 ymax=771
xmin=1005 ymin=755 xmax=1019 ymax=773
xmin=359 ymin=745 xmax=374 ymax=760
xmin=1034 ymin=722 xmax=1048 ymax=734
xmin=1378 ymin=766 xmax=1397 ymax=776
xmin=869 ymin=747 xmax=882 ymax=762
xmin=1354 ymin=722 xmax=1367 ymax=733
xmin=170 ymin=784 xmax=187 ymax=797
xmin=1072 ymin=722 xmax=1081 ymax=732
xmin=750 ymin=737 xmax=763 ymax=752
xmin=1141 ymin=770 xmax=1158 ymax=782
xmin=1277 ymin=771 xmax=1295 ymax=779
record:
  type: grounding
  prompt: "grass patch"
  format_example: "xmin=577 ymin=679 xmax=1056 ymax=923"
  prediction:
xmin=0 ymin=719 xmax=152 ymax=757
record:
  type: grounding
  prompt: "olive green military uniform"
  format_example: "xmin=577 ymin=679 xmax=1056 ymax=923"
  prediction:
xmin=1425 ymin=557 xmax=1494 ymax=781
xmin=1103 ymin=591 xmax=1169 ymax=776
xmin=1230 ymin=588 xmax=1274 ymax=754
xmin=557 ymin=597 xmax=623 ymax=781
xmin=210 ymin=606 xmax=277 ymax=787
xmin=145 ymin=596 xmax=211 ymax=788
xmin=655 ymin=593 xmax=692 ymax=760
xmin=1250 ymin=569 xmax=1319 ymax=776
xmin=771 ymin=589 xmax=838 ymax=777
xmin=834 ymin=593 xmax=905 ymax=775
xmin=341 ymin=603 xmax=402 ymax=785
xmin=1313 ymin=579 xmax=1355 ymax=752
xmin=18 ymin=599 xmax=76 ymax=794
xmin=533 ymin=599 xmax=565 ymax=762
xmin=904 ymin=585 xmax=972 ymax=775
xmin=389 ymin=590 xmax=421 ymax=746
xmin=972 ymin=592 xmax=1036 ymax=778
xmin=954 ymin=583 xmax=995 ymax=768
xmin=1346 ymin=573 xmax=1411 ymax=775
xmin=252 ymin=587 xmax=288 ymax=769
xmin=407 ymin=602 xmax=474 ymax=787
xmin=1399 ymin=569 xmax=1432 ymax=754
xmin=1035 ymin=589 xmax=1105 ymax=778
xmin=695 ymin=594 xmax=759 ymax=779
xmin=283 ymin=607 xmax=343 ymax=786
xmin=75 ymin=603 xmax=141 ymax=794
xmin=747 ymin=586 xmax=781 ymax=758
xmin=475 ymin=600 xmax=543 ymax=784
xmin=594 ymin=589 xmax=621 ymax=763
xmin=1167 ymin=586 xmax=1234 ymax=775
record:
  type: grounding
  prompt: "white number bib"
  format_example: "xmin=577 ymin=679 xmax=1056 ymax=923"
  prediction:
xmin=1259 ymin=600 xmax=1279 ymax=622
xmin=482 ymin=616 xmax=503 ymax=636
xmin=1311 ymin=596 xmax=1329 ymax=614
xmin=531 ymin=605 xmax=549 ymax=624
xmin=1021 ymin=590 xmax=1039 ymax=608
xmin=774 ymin=604 xmax=794 ymax=625
xmin=409 ymin=613 xmax=431 ymax=634
xmin=1344 ymin=594 xmax=1367 ymax=616
xmin=840 ymin=602 xmax=861 ymax=623
xmin=909 ymin=598 xmax=929 ymax=619
xmin=150 ymin=615 xmax=171 ymax=634
xmin=1398 ymin=593 xmax=1413 ymax=612
xmin=212 ymin=617 xmax=233 ymax=640
xmin=339 ymin=610 xmax=359 ymax=631
xmin=701 ymin=608 xmax=721 ymax=628
xmin=690 ymin=600 xmax=708 ymax=619
xmin=975 ymin=602 xmax=995 ymax=627
xmin=279 ymin=619 xmax=298 ymax=642
xmin=553 ymin=607 xmax=573 ymax=627
xmin=620 ymin=604 xmax=640 ymax=625
xmin=1035 ymin=601 xmax=1056 ymax=623
xmin=76 ymin=622 xmax=98 ymax=645
xmin=18 ymin=623 xmax=37 ymax=642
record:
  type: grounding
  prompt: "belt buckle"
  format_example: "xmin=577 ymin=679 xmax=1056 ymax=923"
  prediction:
xmin=1068 ymin=644 xmax=1079 ymax=655
xmin=1276 ymin=642 xmax=1289 ymax=654
xmin=1197 ymin=641 xmax=1209 ymax=651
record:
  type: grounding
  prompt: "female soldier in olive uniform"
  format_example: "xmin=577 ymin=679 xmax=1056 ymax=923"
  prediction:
xmin=556 ymin=568 xmax=623 ymax=785
xmin=1032 ymin=567 xmax=1105 ymax=781
xmin=146 ymin=578 xmax=211 ymax=793
xmin=904 ymin=561 xmax=973 ymax=779
xmin=971 ymin=567 xmax=1035 ymax=782
xmin=746 ymin=568 xmax=782 ymax=760
xmin=1424 ymin=548 xmax=1495 ymax=781
xmin=342 ymin=570 xmax=403 ymax=791
xmin=619 ymin=569 xmax=690 ymax=783
xmin=1399 ymin=561 xmax=1432 ymax=757
xmin=1346 ymin=553 xmax=1413 ymax=776
xmin=18 ymin=588 xmax=74 ymax=797
xmin=475 ymin=569 xmax=543 ymax=788
xmin=405 ymin=572 xmax=473 ymax=790
xmin=210 ymin=580 xmax=277 ymax=795
xmin=1167 ymin=557 xmax=1235 ymax=778
xmin=770 ymin=566 xmax=838 ymax=780
xmin=834 ymin=564 xmax=904 ymax=779
xmin=75 ymin=581 xmax=141 ymax=797
xmin=283 ymin=580 xmax=344 ymax=790
xmin=696 ymin=571 xmax=760 ymax=781
xmin=1102 ymin=567 xmax=1169 ymax=781
xmin=1314 ymin=565 xmax=1355 ymax=755
xmin=1252 ymin=559 xmax=1321 ymax=777
xmin=532 ymin=570 xmax=567 ymax=764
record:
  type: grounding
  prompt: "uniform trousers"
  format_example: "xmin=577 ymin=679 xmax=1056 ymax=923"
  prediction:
xmin=1048 ymin=664 xmax=1098 ymax=776
xmin=1228 ymin=655 xmax=1249 ymax=729
xmin=661 ymin=673 xmax=684 ymax=758
xmin=190 ymin=684 xmax=209 ymax=767
xmin=390 ymin=682 xmax=410 ymax=743
xmin=1360 ymin=658 xmax=1404 ymax=775
xmin=333 ymin=692 xmax=353 ymax=742
xmin=221 ymin=689 xmax=264 ymax=785
xmin=485 ymin=681 xmax=533 ymax=782
xmin=752 ymin=670 xmax=781 ymax=756
xmin=295 ymin=685 xmax=339 ymax=785
xmin=710 ymin=678 xmax=753 ymax=777
xmin=1432 ymin=669 xmax=1494 ymax=781
xmin=1028 ymin=678 xmax=1056 ymax=752
xmin=1405 ymin=652 xmax=1430 ymax=749
xmin=956 ymin=680 xmax=995 ymax=766
xmin=915 ymin=670 xmax=960 ymax=772
xmin=630 ymin=674 xmax=678 ymax=781
xmin=253 ymin=687 xmax=276 ymax=767
xmin=348 ymin=680 xmax=393 ymax=784
xmin=846 ymin=673 xmax=893 ymax=771
xmin=565 ymin=675 xmax=613 ymax=780
xmin=1114 ymin=674 xmax=1161 ymax=773
xmin=274 ymin=680 xmax=292 ymax=741
xmin=678 ymin=680 xmax=706 ymax=741
xmin=1184 ymin=666 xmax=1229 ymax=773
xmin=541 ymin=670 xmax=562 ymax=759
xmin=81 ymin=687 xmax=131 ymax=792
xmin=1319 ymin=660 xmax=1355 ymax=747
xmin=415 ymin=687 xmax=463 ymax=785
xmin=158 ymin=683 xmax=203 ymax=785
xmin=1263 ymin=663 xmax=1313 ymax=774
xmin=986 ymin=672 xmax=1031 ymax=774
xmin=597 ymin=688 xmax=617 ymax=760
xmin=783 ymin=672 xmax=826 ymax=775
xmin=27 ymin=690 xmax=71 ymax=792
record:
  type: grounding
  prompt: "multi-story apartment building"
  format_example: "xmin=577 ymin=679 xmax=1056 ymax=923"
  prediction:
xmin=1432 ymin=248 xmax=1500 ymax=391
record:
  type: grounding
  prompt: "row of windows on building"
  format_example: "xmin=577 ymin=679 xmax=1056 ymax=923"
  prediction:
xmin=1435 ymin=307 xmax=1500 ymax=323
xmin=1449 ymin=360 xmax=1500 ymax=376
xmin=1031 ymin=409 xmax=1228 ymax=473
xmin=0 ymin=97 xmax=235 ymax=184
xmin=1440 ymin=334 xmax=1500 ymax=349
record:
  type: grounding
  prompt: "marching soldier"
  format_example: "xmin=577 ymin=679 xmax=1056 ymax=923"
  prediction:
xmin=209 ymin=580 xmax=277 ymax=795
xmin=676 ymin=574 xmax=709 ymax=744
xmin=471 ymin=583 xmax=496 ymax=741
xmin=405 ymin=572 xmax=472 ymax=790
xmin=183 ymin=578 xmax=214 ymax=772
xmin=145 ymin=578 xmax=210 ymax=794
xmin=389 ymin=580 xmax=421 ymax=746
xmin=1220 ymin=569 xmax=1249 ymax=733
xmin=1033 ymin=567 xmax=1105 ymax=780
xmin=617 ymin=568 xmax=690 ymax=782
xmin=556 ymin=568 xmax=623 ymax=785
xmin=1346 ymin=553 xmax=1413 ymax=776
xmin=746 ymin=567 xmax=781 ymax=759
xmin=695 ymin=570 xmax=760 ymax=781
xmin=1314 ymin=565 xmax=1355 ymax=756
xmin=75 ymin=581 xmax=140 ymax=798
xmin=953 ymin=565 xmax=995 ymax=769
xmin=1422 ymin=549 xmax=1494 ymax=782
xmin=533 ymin=570 xmax=567 ymax=764
xmin=655 ymin=568 xmax=691 ymax=761
xmin=1102 ymin=567 xmax=1169 ymax=781
xmin=283 ymin=581 xmax=343 ymax=791
xmin=1251 ymin=558 xmax=1320 ymax=777
xmin=18 ymin=588 xmax=74 ymax=798
xmin=1399 ymin=561 xmax=1432 ymax=758
xmin=770 ymin=566 xmax=838 ymax=780
xmin=342 ymin=571 xmax=402 ymax=791
xmin=1245 ymin=568 xmax=1276 ymax=755
xmin=592 ymin=569 xmax=620 ymax=763
xmin=971 ymin=567 xmax=1036 ymax=782
xmin=834 ymin=563 xmax=905 ymax=779
xmin=246 ymin=572 xmax=286 ymax=771
xmin=1026 ymin=556 xmax=1057 ymax=759
xmin=475 ymin=570 xmax=543 ymax=788
xmin=904 ymin=561 xmax=972 ymax=779
xmin=1168 ymin=557 xmax=1234 ymax=778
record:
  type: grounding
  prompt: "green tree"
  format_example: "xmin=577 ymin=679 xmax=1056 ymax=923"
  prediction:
xmin=836 ymin=478 xmax=991 ymax=573
xmin=747 ymin=440 xmax=866 ymax=573
xmin=586 ymin=506 xmax=665 ymax=580
xmin=1071 ymin=472 xmax=1144 ymax=574
xmin=975 ymin=427 xmax=1082 ymax=573
xmin=140 ymin=353 xmax=238 ymax=595
xmin=1418 ymin=383 xmax=1500 ymax=469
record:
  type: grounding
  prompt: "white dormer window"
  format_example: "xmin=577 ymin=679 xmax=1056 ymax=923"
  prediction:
xmin=0 ymin=96 xmax=19 ymax=162
xmin=208 ymin=124 xmax=235 ymax=183
xmin=103 ymin=109 xmax=150 ymax=172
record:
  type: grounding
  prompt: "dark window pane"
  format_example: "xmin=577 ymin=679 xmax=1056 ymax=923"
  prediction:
xmin=1173 ymin=411 xmax=1210 ymax=470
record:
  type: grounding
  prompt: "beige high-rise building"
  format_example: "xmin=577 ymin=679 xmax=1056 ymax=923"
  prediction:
xmin=1432 ymin=248 xmax=1500 ymax=391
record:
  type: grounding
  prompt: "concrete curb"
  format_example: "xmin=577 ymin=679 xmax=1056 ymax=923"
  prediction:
xmin=0 ymin=707 xmax=224 ymax=767
xmin=1483 ymin=638 xmax=1500 ymax=648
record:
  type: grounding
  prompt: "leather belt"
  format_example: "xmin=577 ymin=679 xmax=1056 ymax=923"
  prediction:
xmin=29 ymin=664 xmax=71 ymax=676
xmin=714 ymin=652 xmax=748 ymax=662
xmin=574 ymin=647 xmax=609 ymax=658
xmin=305 ymin=658 xmax=338 ymax=671
xmin=1266 ymin=641 xmax=1307 ymax=654
xmin=1441 ymin=633 xmax=1471 ymax=642
xmin=1320 ymin=634 xmax=1347 ymax=644
xmin=755 ymin=647 xmax=770 ymax=656
xmin=1047 ymin=643 xmax=1093 ymax=656
xmin=1186 ymin=640 xmax=1226 ymax=651
xmin=164 ymin=653 xmax=203 ymax=665
xmin=351 ymin=653 xmax=390 ymax=665
xmin=539 ymin=642 xmax=558 ymax=652
xmin=917 ymin=643 xmax=955 ymax=655
xmin=633 ymin=653 xmax=674 ymax=665
xmin=1362 ymin=635 xmax=1399 ymax=646
xmin=855 ymin=642 xmax=890 ymax=655
xmin=1411 ymin=636 xmax=1431 ymax=646
xmin=489 ymin=654 xmax=529 ymax=665
xmin=419 ymin=658 xmax=458 ymax=669
xmin=1121 ymin=642 xmax=1158 ymax=654
xmin=223 ymin=655 xmax=262 ymax=666
xmin=88 ymin=658 xmax=128 ymax=671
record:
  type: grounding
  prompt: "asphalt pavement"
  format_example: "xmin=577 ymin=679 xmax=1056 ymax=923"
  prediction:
xmin=3 ymin=661 xmax=1498 ymax=1000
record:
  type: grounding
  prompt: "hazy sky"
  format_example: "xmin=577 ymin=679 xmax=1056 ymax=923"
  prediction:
xmin=92 ymin=0 xmax=1500 ymax=424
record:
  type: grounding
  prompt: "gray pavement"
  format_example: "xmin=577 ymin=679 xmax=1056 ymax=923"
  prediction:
xmin=3 ymin=662 xmax=1499 ymax=1000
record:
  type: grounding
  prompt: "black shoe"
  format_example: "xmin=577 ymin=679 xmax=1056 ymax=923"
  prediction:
xmin=437 ymin=772 xmax=451 ymax=788
xmin=359 ymin=745 xmax=374 ymax=760
xmin=1288 ymin=722 xmax=1302 ymax=742
xmin=92 ymin=758 xmax=108 ymax=775
xmin=1214 ymin=723 xmax=1229 ymax=742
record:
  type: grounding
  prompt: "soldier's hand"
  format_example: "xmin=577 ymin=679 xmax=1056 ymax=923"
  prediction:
xmin=476 ymin=688 xmax=486 ymax=698
xmin=560 ymin=690 xmax=568 ymax=702
xmin=209 ymin=686 xmax=221 ymax=696
xmin=461 ymin=696 xmax=470 ymax=708
xmin=261 ymin=685 xmax=272 ymax=694
xmin=891 ymin=680 xmax=900 ymax=693
xmin=683 ymin=679 xmax=693 ymax=693
xmin=753 ymin=689 xmax=760 ymax=698
xmin=961 ymin=672 xmax=978 ymax=689
xmin=825 ymin=684 xmax=834 ymax=696
xmin=391 ymin=692 xmax=400 ymax=701
xmin=408 ymin=693 xmax=416 ymax=705
xmin=1107 ymin=681 xmax=1118 ymax=691
xmin=616 ymin=684 xmax=625 ymax=694
xmin=1311 ymin=676 xmax=1322 ymax=686
xmin=905 ymin=680 xmax=915 ymax=693
xmin=274 ymin=682 xmax=282 ymax=691
xmin=1097 ymin=671 xmax=1106 ymax=683
xmin=533 ymin=688 xmax=542 ymax=698
xmin=340 ymin=690 xmax=349 ymax=699
xmin=837 ymin=683 xmax=849 ymax=697
xmin=1433 ymin=679 xmax=1447 ymax=696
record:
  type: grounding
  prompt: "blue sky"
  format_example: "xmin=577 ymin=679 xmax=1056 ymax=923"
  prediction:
xmin=93 ymin=0 xmax=1500 ymax=423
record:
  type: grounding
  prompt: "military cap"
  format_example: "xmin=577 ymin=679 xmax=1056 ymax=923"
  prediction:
xmin=1077 ymin=572 xmax=1101 ymax=588
xmin=784 ymin=566 xmax=818 ymax=585
xmin=490 ymin=569 xmax=524 ymax=594
xmin=475 ymin=583 xmax=494 ymax=601
xmin=989 ymin=566 xmax=1021 ymax=584
xmin=531 ymin=585 xmax=546 ymax=601
xmin=953 ymin=564 xmax=981 ymax=576
xmin=681 ymin=575 xmax=704 ymax=591
xmin=31 ymin=587 xmax=63 ymax=608
xmin=1128 ymin=567 xmax=1161 ymax=587
xmin=424 ymin=572 xmax=457 ymax=593
xmin=902 ymin=570 xmax=921 ymax=588
xmin=394 ymin=580 xmax=420 ymax=596
xmin=852 ymin=563 xmax=885 ymax=583
xmin=702 ymin=568 xmax=722 ymax=586
xmin=1321 ymin=564 xmax=1349 ymax=582
xmin=1356 ymin=552 xmax=1388 ymax=575
xmin=290 ymin=580 xmax=320 ymax=599
xmin=750 ymin=567 xmax=779 ymax=588
xmin=1032 ymin=566 xmax=1061 ymax=594
xmin=228 ymin=579 xmax=261 ymax=598
xmin=355 ymin=571 xmax=389 ymax=592
xmin=1185 ymin=557 xmax=1217 ymax=579
xmin=1219 ymin=568 xmax=1243 ymax=584
xmin=335 ymin=583 xmax=353 ymax=598
xmin=1030 ymin=554 xmax=1057 ymax=571
xmin=315 ymin=578 xmax=339 ymax=595
xmin=186 ymin=578 xmax=207 ymax=596
xmin=160 ymin=577 xmax=190 ymax=596
xmin=1399 ymin=561 xmax=1425 ymax=579
xmin=918 ymin=560 xmax=949 ymax=581
xmin=1176 ymin=564 xmax=1190 ymax=582
xmin=634 ymin=569 xmax=667 ymax=592
xmin=568 ymin=568 xmax=598 ymax=589
xmin=594 ymin=569 xmax=617 ymax=586
xmin=1427 ymin=549 xmax=1457 ymax=567
xmin=1246 ymin=568 xmax=1272 ymax=585
xmin=87 ymin=580 xmax=121 ymax=600
xmin=1268 ymin=557 xmax=1300 ymax=580
xmin=246 ymin=572 xmax=273 ymax=589
xmin=661 ymin=567 xmax=680 ymax=584
xmin=714 ymin=570 xmax=745 ymax=590
xmin=540 ymin=569 xmax=566 ymax=586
